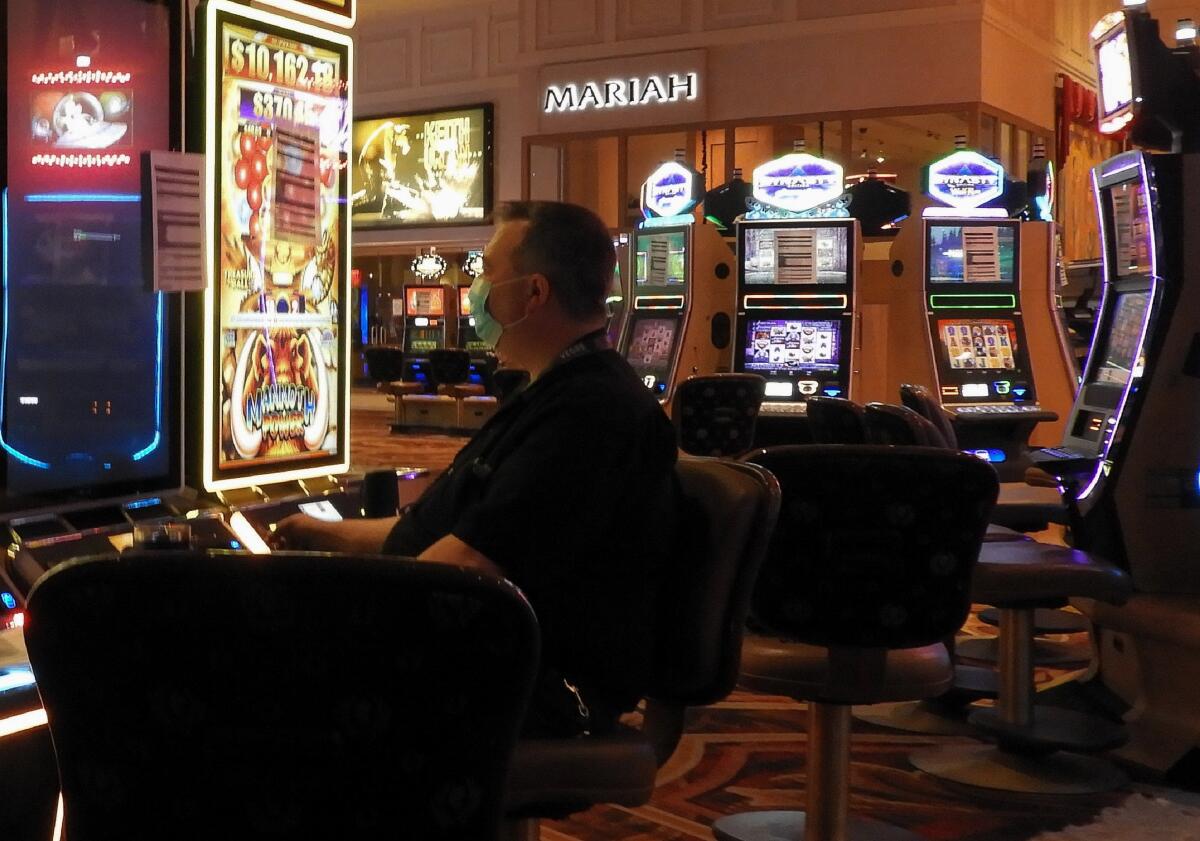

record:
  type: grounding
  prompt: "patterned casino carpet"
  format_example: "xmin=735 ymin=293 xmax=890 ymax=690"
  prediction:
xmin=348 ymin=392 xmax=1200 ymax=841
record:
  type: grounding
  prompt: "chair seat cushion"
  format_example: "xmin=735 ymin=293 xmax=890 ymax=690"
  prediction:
xmin=974 ymin=542 xmax=1131 ymax=607
xmin=993 ymin=483 xmax=1065 ymax=530
xmin=739 ymin=634 xmax=953 ymax=704
xmin=503 ymin=728 xmax=658 ymax=813
xmin=985 ymin=524 xmax=1029 ymax=542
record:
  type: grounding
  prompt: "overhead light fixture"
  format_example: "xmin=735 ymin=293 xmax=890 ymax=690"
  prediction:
xmin=75 ymin=55 xmax=91 ymax=68
xmin=1121 ymin=0 xmax=1146 ymax=7
xmin=1177 ymin=18 xmax=1197 ymax=44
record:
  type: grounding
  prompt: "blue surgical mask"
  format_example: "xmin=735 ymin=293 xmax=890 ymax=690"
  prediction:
xmin=468 ymin=273 xmax=530 ymax=348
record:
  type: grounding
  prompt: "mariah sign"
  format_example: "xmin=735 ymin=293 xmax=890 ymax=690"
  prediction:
xmin=543 ymin=73 xmax=699 ymax=113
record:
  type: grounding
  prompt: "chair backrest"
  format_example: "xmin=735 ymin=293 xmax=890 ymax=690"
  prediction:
xmin=863 ymin=402 xmax=951 ymax=448
xmin=806 ymin=396 xmax=868 ymax=444
xmin=671 ymin=374 xmax=766 ymax=458
xmin=653 ymin=458 xmax=779 ymax=708
xmin=491 ymin=368 xmax=530 ymax=402
xmin=743 ymin=445 xmax=996 ymax=649
xmin=362 ymin=345 xmax=407 ymax=383
xmin=429 ymin=348 xmax=472 ymax=387
xmin=24 ymin=550 xmax=539 ymax=841
xmin=899 ymin=383 xmax=959 ymax=448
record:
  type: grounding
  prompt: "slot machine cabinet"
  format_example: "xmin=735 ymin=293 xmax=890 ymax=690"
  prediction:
xmin=730 ymin=148 xmax=863 ymax=425
xmin=399 ymin=284 xmax=449 ymax=387
xmin=607 ymin=231 xmax=633 ymax=348
xmin=619 ymin=156 xmax=735 ymax=406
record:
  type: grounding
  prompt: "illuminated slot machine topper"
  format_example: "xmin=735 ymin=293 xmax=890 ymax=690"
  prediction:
xmin=1 ymin=0 xmax=182 ymax=510
xmin=203 ymin=0 xmax=352 ymax=492
xmin=403 ymin=286 xmax=445 ymax=353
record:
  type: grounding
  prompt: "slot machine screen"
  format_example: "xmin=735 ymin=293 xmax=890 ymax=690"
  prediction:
xmin=635 ymin=231 xmax=687 ymax=285
xmin=1092 ymin=291 xmax=1149 ymax=387
xmin=405 ymin=287 xmax=445 ymax=317
xmin=742 ymin=225 xmax=849 ymax=285
xmin=928 ymin=224 xmax=1017 ymax=283
xmin=743 ymin=320 xmax=841 ymax=373
xmin=1103 ymin=180 xmax=1153 ymax=278
xmin=1 ymin=0 xmax=179 ymax=508
xmin=458 ymin=286 xmax=472 ymax=316
xmin=205 ymin=1 xmax=351 ymax=489
xmin=625 ymin=318 xmax=678 ymax=389
xmin=936 ymin=320 xmax=1018 ymax=371
xmin=457 ymin=287 xmax=487 ymax=353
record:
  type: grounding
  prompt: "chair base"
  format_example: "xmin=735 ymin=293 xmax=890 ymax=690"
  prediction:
xmin=909 ymin=743 xmax=1128 ymax=794
xmin=712 ymin=810 xmax=925 ymax=841
xmin=955 ymin=635 xmax=1092 ymax=666
xmin=853 ymin=699 xmax=977 ymax=736
xmin=969 ymin=706 xmax=1127 ymax=754
xmin=978 ymin=607 xmax=1089 ymax=635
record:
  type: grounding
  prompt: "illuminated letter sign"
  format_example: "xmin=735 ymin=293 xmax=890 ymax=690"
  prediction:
xmin=752 ymin=153 xmax=844 ymax=214
xmin=640 ymin=161 xmax=698 ymax=219
xmin=926 ymin=151 xmax=1005 ymax=210
xmin=543 ymin=72 xmax=699 ymax=114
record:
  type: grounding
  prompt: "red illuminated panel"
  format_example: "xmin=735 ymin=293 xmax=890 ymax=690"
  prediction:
xmin=458 ymin=286 xmax=472 ymax=316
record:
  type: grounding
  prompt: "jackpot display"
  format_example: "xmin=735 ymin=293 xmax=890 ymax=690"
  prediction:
xmin=2 ymin=0 xmax=176 ymax=506
xmin=204 ymin=0 xmax=351 ymax=489
xmin=352 ymin=105 xmax=492 ymax=228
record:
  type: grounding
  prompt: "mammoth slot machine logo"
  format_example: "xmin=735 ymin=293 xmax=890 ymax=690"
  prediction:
xmin=213 ymin=13 xmax=348 ymax=472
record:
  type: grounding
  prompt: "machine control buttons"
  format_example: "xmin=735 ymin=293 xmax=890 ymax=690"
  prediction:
xmin=796 ymin=380 xmax=819 ymax=396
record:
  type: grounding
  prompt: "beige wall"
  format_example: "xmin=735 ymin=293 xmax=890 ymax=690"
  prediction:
xmin=351 ymin=0 xmax=1131 ymax=249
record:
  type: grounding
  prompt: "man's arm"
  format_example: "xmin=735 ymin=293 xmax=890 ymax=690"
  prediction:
xmin=418 ymin=534 xmax=504 ymax=576
xmin=269 ymin=514 xmax=399 ymax=554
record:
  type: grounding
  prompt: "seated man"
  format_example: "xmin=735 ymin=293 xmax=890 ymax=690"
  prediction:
xmin=274 ymin=201 xmax=679 ymax=737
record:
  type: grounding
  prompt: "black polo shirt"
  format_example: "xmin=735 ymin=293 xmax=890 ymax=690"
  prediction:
xmin=383 ymin=339 xmax=679 ymax=713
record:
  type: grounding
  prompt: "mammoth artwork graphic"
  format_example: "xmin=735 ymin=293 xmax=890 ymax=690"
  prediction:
xmin=213 ymin=15 xmax=346 ymax=474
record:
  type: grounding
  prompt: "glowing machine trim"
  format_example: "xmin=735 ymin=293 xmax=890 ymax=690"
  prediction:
xmin=250 ymin=0 xmax=356 ymax=28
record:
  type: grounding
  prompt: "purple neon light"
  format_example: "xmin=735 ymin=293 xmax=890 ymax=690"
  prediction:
xmin=1078 ymin=152 xmax=1158 ymax=502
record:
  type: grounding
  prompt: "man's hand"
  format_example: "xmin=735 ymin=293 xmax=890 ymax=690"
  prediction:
xmin=268 ymin=514 xmax=400 ymax=554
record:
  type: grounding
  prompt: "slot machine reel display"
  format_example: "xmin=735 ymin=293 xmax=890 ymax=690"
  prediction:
xmin=204 ymin=0 xmax=352 ymax=492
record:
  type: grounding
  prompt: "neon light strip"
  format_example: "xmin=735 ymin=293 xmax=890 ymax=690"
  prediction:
xmin=1079 ymin=153 xmax=1159 ymax=501
xmin=744 ymin=294 xmax=847 ymax=309
xmin=0 ymin=670 xmax=36 ymax=692
xmin=922 ymin=206 xmax=1009 ymax=219
xmin=132 ymin=291 xmax=165 ymax=461
xmin=929 ymin=294 xmax=1017 ymax=310
xmin=203 ymin=0 xmax=354 ymax=492
xmin=0 ymin=191 xmax=50 ymax=469
xmin=53 ymin=794 xmax=63 ymax=841
xmin=634 ymin=295 xmax=684 ymax=310
xmin=0 ymin=707 xmax=48 ymax=738
xmin=31 ymin=154 xmax=132 ymax=168
xmin=31 ymin=70 xmax=131 ymax=85
xmin=25 ymin=194 xmax=140 ymax=204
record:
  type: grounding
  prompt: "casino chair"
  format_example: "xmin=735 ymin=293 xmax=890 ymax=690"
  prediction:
xmin=897 ymin=386 xmax=1093 ymax=664
xmin=804 ymin=396 xmax=868 ymax=444
xmin=23 ymin=549 xmax=540 ymax=841
xmin=713 ymin=445 xmax=997 ymax=841
xmin=362 ymin=344 xmax=407 ymax=386
xmin=671 ymin=374 xmax=766 ymax=458
xmin=898 ymin=383 xmax=1069 ymax=535
xmin=401 ymin=349 xmax=494 ymax=432
xmin=503 ymin=457 xmax=780 ymax=840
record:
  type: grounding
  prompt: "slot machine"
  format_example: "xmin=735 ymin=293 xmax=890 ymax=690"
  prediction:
xmin=617 ymin=153 xmax=735 ymax=405
xmin=456 ymin=252 xmax=492 ymax=388
xmin=399 ymin=283 xmax=448 ymax=386
xmin=1028 ymin=7 xmax=1200 ymax=771
xmin=731 ymin=144 xmax=861 ymax=421
xmin=892 ymin=142 xmax=1060 ymax=478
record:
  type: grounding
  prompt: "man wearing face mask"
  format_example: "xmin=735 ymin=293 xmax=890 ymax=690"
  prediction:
xmin=273 ymin=201 xmax=680 ymax=736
